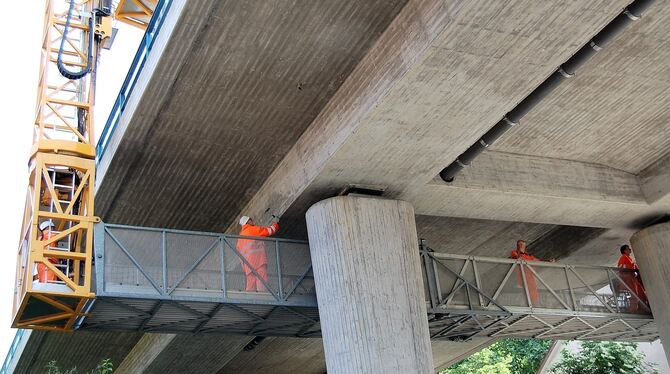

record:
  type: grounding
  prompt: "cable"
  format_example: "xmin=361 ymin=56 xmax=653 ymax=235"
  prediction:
xmin=57 ymin=0 xmax=95 ymax=80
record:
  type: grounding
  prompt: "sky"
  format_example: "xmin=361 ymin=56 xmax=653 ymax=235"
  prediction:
xmin=0 ymin=5 xmax=143 ymax=363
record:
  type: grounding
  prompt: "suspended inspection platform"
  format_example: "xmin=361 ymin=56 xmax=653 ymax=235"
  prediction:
xmin=421 ymin=247 xmax=658 ymax=343
xmin=40 ymin=223 xmax=657 ymax=342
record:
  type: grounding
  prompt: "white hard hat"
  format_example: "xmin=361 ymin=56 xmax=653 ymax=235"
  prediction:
xmin=39 ymin=220 xmax=54 ymax=231
xmin=239 ymin=216 xmax=251 ymax=225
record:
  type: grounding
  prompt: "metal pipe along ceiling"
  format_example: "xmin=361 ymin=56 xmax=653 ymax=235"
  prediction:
xmin=439 ymin=0 xmax=656 ymax=183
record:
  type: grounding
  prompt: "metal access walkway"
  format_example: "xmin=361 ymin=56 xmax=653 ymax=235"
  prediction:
xmin=421 ymin=245 xmax=657 ymax=343
xmin=57 ymin=223 xmax=655 ymax=341
xmin=79 ymin=223 xmax=320 ymax=336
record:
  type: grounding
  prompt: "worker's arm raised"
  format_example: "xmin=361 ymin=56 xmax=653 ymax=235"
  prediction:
xmin=244 ymin=222 xmax=279 ymax=237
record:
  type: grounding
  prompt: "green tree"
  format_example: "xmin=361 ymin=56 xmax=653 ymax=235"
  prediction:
xmin=550 ymin=341 xmax=657 ymax=374
xmin=441 ymin=338 xmax=551 ymax=374
xmin=45 ymin=358 xmax=113 ymax=374
xmin=441 ymin=346 xmax=512 ymax=374
xmin=489 ymin=338 xmax=552 ymax=373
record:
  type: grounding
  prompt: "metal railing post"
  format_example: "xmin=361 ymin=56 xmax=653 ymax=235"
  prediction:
xmin=220 ymin=236 xmax=227 ymax=299
xmin=606 ymin=269 xmax=619 ymax=313
xmin=565 ymin=266 xmax=576 ymax=311
xmin=519 ymin=261 xmax=533 ymax=309
xmin=162 ymin=230 xmax=167 ymax=294
xmin=472 ymin=258 xmax=484 ymax=307
xmin=275 ymin=239 xmax=283 ymax=300
xmin=420 ymin=241 xmax=439 ymax=309
xmin=93 ymin=222 xmax=106 ymax=293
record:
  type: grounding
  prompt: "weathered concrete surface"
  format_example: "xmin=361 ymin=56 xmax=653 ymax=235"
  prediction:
xmin=432 ymin=338 xmax=497 ymax=371
xmin=218 ymin=337 xmax=326 ymax=374
xmin=97 ymin=0 xmax=407 ymax=231
xmin=96 ymin=0 xmax=197 ymax=187
xmin=142 ymin=334 xmax=253 ymax=373
xmin=12 ymin=331 xmax=142 ymax=374
xmin=439 ymin=152 xmax=646 ymax=205
xmin=217 ymin=335 xmax=495 ymax=373
xmin=230 ymin=0 xmax=468 ymax=232
xmin=306 ymin=197 xmax=432 ymax=373
xmin=631 ymin=222 xmax=670 ymax=363
xmin=405 ymin=151 xmax=654 ymax=228
xmin=240 ymin=0 xmax=670 ymax=239
xmin=492 ymin=6 xmax=670 ymax=175
xmin=415 ymin=214 xmax=605 ymax=261
xmin=116 ymin=333 xmax=176 ymax=373
xmin=639 ymin=151 xmax=670 ymax=205
xmin=90 ymin=1 xmax=408 ymax=372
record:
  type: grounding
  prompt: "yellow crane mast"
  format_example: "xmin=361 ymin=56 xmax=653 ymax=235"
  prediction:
xmin=12 ymin=0 xmax=113 ymax=331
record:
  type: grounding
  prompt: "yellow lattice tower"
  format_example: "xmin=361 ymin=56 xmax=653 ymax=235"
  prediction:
xmin=13 ymin=0 xmax=110 ymax=331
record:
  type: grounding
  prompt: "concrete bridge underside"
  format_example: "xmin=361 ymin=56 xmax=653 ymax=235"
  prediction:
xmin=10 ymin=0 xmax=670 ymax=372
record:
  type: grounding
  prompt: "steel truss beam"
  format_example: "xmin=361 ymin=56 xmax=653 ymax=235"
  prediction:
xmin=79 ymin=233 xmax=659 ymax=342
xmin=422 ymin=247 xmax=658 ymax=342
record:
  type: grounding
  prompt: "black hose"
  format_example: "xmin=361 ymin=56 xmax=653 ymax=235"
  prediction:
xmin=57 ymin=0 xmax=95 ymax=80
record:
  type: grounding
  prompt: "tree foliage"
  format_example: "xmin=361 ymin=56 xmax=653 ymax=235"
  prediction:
xmin=441 ymin=346 xmax=512 ymax=374
xmin=550 ymin=341 xmax=657 ymax=374
xmin=45 ymin=358 xmax=113 ymax=374
xmin=491 ymin=338 xmax=552 ymax=373
xmin=441 ymin=338 xmax=551 ymax=374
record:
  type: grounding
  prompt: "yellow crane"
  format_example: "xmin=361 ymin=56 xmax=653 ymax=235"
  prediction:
xmin=12 ymin=0 xmax=151 ymax=331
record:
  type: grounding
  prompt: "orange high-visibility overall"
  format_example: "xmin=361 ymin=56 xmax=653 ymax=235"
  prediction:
xmin=237 ymin=222 xmax=279 ymax=292
xmin=510 ymin=250 xmax=541 ymax=307
xmin=37 ymin=231 xmax=58 ymax=283
xmin=617 ymin=254 xmax=648 ymax=312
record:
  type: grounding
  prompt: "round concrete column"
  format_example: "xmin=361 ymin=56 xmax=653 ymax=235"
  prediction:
xmin=631 ymin=222 xmax=670 ymax=362
xmin=306 ymin=196 xmax=433 ymax=373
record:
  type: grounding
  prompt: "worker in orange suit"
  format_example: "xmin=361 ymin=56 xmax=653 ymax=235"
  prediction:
xmin=35 ymin=220 xmax=58 ymax=283
xmin=617 ymin=244 xmax=648 ymax=313
xmin=237 ymin=215 xmax=279 ymax=292
xmin=509 ymin=240 xmax=554 ymax=307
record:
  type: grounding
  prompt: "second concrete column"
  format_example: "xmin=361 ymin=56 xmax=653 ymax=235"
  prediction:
xmin=306 ymin=196 xmax=433 ymax=373
xmin=631 ymin=222 xmax=670 ymax=363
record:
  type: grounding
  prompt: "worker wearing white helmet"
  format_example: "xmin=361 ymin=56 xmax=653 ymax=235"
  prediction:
xmin=236 ymin=215 xmax=279 ymax=292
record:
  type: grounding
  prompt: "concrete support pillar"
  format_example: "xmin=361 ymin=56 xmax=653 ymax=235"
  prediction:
xmin=306 ymin=196 xmax=432 ymax=373
xmin=631 ymin=222 xmax=670 ymax=362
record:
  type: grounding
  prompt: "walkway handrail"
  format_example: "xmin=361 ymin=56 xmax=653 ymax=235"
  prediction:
xmin=430 ymin=252 xmax=641 ymax=271
xmin=95 ymin=223 xmax=314 ymax=307
xmin=421 ymin=249 xmax=651 ymax=318
xmin=96 ymin=0 xmax=174 ymax=162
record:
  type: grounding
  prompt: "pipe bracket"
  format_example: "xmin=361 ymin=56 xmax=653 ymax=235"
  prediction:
xmin=589 ymin=41 xmax=602 ymax=51
xmin=455 ymin=159 xmax=468 ymax=168
xmin=558 ymin=67 xmax=574 ymax=78
xmin=502 ymin=117 xmax=518 ymax=127
xmin=624 ymin=9 xmax=640 ymax=21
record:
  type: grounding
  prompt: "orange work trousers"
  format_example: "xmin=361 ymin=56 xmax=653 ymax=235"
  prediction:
xmin=515 ymin=267 xmax=539 ymax=307
xmin=621 ymin=273 xmax=648 ymax=313
xmin=244 ymin=264 xmax=268 ymax=292
xmin=37 ymin=262 xmax=57 ymax=283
